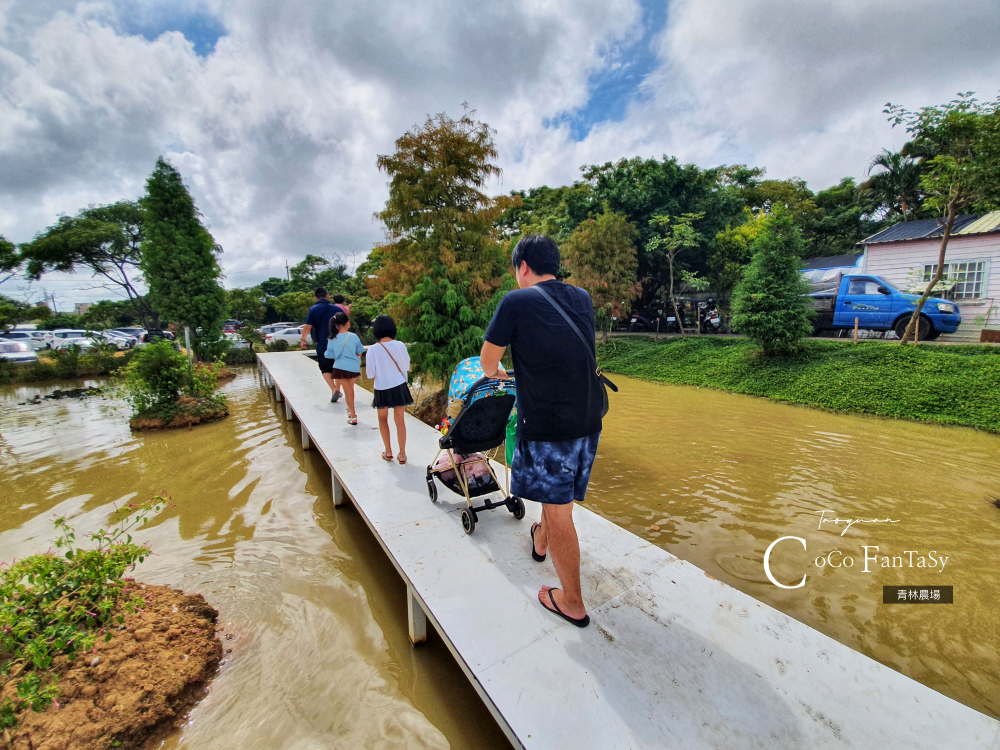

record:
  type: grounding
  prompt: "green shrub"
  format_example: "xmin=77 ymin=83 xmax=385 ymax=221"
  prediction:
xmin=0 ymin=496 xmax=166 ymax=731
xmin=223 ymin=346 xmax=257 ymax=365
xmin=118 ymin=340 xmax=190 ymax=415
xmin=265 ymin=339 xmax=289 ymax=352
xmin=51 ymin=346 xmax=81 ymax=379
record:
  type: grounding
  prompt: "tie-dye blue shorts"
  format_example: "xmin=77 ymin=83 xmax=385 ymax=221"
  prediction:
xmin=510 ymin=432 xmax=601 ymax=505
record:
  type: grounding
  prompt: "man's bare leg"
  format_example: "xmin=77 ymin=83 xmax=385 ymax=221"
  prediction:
xmin=537 ymin=502 xmax=585 ymax=619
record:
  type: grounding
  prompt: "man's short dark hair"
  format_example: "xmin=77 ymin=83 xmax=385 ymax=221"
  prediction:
xmin=332 ymin=293 xmax=346 ymax=304
xmin=372 ymin=314 xmax=397 ymax=340
xmin=512 ymin=235 xmax=560 ymax=276
xmin=315 ymin=287 xmax=328 ymax=299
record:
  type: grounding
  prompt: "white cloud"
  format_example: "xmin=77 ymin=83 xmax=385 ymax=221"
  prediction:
xmin=2 ymin=0 xmax=998 ymax=308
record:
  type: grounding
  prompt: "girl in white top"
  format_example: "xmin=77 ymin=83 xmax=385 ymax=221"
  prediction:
xmin=365 ymin=315 xmax=413 ymax=464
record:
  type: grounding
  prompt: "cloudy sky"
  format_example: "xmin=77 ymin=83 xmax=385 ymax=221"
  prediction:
xmin=2 ymin=0 xmax=999 ymax=309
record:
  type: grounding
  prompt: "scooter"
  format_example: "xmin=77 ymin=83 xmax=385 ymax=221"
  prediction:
xmin=629 ymin=308 xmax=660 ymax=332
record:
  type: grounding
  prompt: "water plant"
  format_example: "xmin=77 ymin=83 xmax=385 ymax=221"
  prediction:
xmin=0 ymin=495 xmax=167 ymax=731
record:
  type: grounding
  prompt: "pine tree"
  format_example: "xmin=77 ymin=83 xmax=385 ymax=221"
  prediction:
xmin=140 ymin=158 xmax=227 ymax=358
xmin=730 ymin=210 xmax=813 ymax=355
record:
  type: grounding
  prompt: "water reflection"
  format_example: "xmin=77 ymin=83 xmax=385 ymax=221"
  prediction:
xmin=588 ymin=376 xmax=1000 ymax=719
xmin=0 ymin=371 xmax=508 ymax=749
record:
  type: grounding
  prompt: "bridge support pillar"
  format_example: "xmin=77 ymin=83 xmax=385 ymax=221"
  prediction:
xmin=408 ymin=585 xmax=427 ymax=645
xmin=332 ymin=469 xmax=345 ymax=507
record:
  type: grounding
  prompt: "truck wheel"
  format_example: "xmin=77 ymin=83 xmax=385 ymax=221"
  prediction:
xmin=894 ymin=315 xmax=931 ymax=341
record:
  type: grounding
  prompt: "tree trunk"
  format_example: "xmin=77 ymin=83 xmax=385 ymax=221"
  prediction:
xmin=669 ymin=252 xmax=684 ymax=340
xmin=900 ymin=190 xmax=960 ymax=344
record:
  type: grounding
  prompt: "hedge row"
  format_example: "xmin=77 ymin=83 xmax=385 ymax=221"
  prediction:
xmin=596 ymin=337 xmax=1000 ymax=433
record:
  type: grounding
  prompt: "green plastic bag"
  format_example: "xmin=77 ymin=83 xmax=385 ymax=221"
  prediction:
xmin=505 ymin=407 xmax=517 ymax=465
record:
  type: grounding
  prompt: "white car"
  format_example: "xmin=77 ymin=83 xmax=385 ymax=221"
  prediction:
xmin=265 ymin=326 xmax=310 ymax=346
xmin=0 ymin=339 xmax=39 ymax=362
xmin=96 ymin=330 xmax=135 ymax=349
xmin=51 ymin=329 xmax=89 ymax=343
xmin=259 ymin=322 xmax=299 ymax=335
xmin=111 ymin=327 xmax=147 ymax=342
xmin=2 ymin=330 xmax=49 ymax=351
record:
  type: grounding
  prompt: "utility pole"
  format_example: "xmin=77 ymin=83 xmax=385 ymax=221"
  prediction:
xmin=50 ymin=293 xmax=58 ymax=313
xmin=285 ymin=260 xmax=290 ymax=281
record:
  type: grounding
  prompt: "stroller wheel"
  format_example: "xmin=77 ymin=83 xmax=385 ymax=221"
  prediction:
xmin=461 ymin=508 xmax=476 ymax=535
xmin=507 ymin=496 xmax=525 ymax=520
xmin=426 ymin=477 xmax=438 ymax=502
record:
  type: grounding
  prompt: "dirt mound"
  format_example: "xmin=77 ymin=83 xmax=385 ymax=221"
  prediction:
xmin=9 ymin=585 xmax=222 ymax=750
xmin=411 ymin=388 xmax=447 ymax=427
xmin=129 ymin=397 xmax=229 ymax=430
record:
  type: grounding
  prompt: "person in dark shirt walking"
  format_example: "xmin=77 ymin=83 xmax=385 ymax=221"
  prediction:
xmin=301 ymin=287 xmax=345 ymax=402
xmin=480 ymin=235 xmax=603 ymax=628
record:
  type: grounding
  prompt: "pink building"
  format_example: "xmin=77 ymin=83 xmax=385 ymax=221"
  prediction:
xmin=861 ymin=212 xmax=1000 ymax=343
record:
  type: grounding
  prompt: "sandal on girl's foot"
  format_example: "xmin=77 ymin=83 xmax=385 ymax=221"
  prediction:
xmin=530 ymin=522 xmax=546 ymax=562
xmin=348 ymin=415 xmax=358 ymax=425
xmin=397 ymin=453 xmax=407 ymax=465
xmin=381 ymin=451 xmax=393 ymax=461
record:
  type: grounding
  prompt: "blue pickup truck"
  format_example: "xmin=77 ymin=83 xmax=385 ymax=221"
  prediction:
xmin=806 ymin=271 xmax=961 ymax=340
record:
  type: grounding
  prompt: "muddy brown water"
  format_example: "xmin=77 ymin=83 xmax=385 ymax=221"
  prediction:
xmin=1 ymin=369 xmax=998 ymax=747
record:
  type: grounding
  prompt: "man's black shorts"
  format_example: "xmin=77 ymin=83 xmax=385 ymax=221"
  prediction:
xmin=316 ymin=352 xmax=334 ymax=375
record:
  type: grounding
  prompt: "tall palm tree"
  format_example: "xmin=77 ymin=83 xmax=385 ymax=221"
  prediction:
xmin=858 ymin=150 xmax=923 ymax=221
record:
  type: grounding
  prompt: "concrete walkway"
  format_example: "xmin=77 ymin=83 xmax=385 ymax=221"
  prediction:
xmin=258 ymin=351 xmax=1000 ymax=750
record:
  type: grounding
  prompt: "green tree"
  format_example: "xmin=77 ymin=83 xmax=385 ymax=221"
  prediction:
xmin=0 ymin=295 xmax=32 ymax=331
xmin=858 ymin=150 xmax=923 ymax=221
xmin=373 ymin=108 xmax=516 ymax=376
xmin=0 ymin=236 xmax=18 ymax=283
xmin=39 ymin=312 xmax=82 ymax=331
xmin=562 ymin=211 xmax=639 ymax=343
xmin=709 ymin=209 xmax=767 ymax=302
xmin=582 ymin=156 xmax=744 ymax=304
xmin=288 ymin=254 xmax=350 ymax=293
xmin=140 ymin=158 xmax=227 ymax=358
xmin=646 ymin=213 xmax=704 ymax=339
xmin=226 ymin=286 xmax=267 ymax=324
xmin=885 ymin=93 xmax=1000 ymax=343
xmin=811 ymin=177 xmax=885 ymax=255
xmin=499 ymin=183 xmax=594 ymax=243
xmin=259 ymin=277 xmax=290 ymax=297
xmin=271 ymin=291 xmax=314 ymax=322
xmin=81 ymin=299 xmax=143 ymax=330
xmin=730 ymin=210 xmax=814 ymax=355
xmin=19 ymin=202 xmax=154 ymax=325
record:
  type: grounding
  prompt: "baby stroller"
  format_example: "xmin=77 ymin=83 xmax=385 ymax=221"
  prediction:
xmin=426 ymin=357 xmax=525 ymax=534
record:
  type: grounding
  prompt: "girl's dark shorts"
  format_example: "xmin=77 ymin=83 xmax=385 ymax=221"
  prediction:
xmin=330 ymin=368 xmax=358 ymax=380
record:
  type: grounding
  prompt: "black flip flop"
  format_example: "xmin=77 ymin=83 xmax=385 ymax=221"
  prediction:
xmin=530 ymin=522 xmax=546 ymax=562
xmin=541 ymin=588 xmax=590 ymax=628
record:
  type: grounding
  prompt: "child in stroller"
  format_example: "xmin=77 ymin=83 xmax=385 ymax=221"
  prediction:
xmin=425 ymin=357 xmax=525 ymax=534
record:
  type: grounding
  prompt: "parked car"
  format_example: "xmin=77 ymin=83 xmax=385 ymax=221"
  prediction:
xmin=2 ymin=330 xmax=49 ymax=351
xmin=223 ymin=319 xmax=243 ymax=330
xmin=140 ymin=329 xmax=175 ymax=344
xmin=806 ymin=271 xmax=961 ymax=340
xmin=259 ymin=322 xmax=299 ymax=335
xmin=265 ymin=326 xmax=308 ymax=346
xmin=224 ymin=332 xmax=250 ymax=349
xmin=51 ymin=329 xmax=89 ymax=343
xmin=95 ymin=330 xmax=134 ymax=349
xmin=111 ymin=327 xmax=147 ymax=341
xmin=222 ymin=324 xmax=237 ymax=333
xmin=0 ymin=339 xmax=39 ymax=362
xmin=54 ymin=336 xmax=96 ymax=351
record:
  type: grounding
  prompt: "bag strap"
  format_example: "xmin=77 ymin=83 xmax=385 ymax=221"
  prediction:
xmin=532 ymin=285 xmax=618 ymax=393
xmin=380 ymin=342 xmax=405 ymax=376
xmin=531 ymin=285 xmax=597 ymax=370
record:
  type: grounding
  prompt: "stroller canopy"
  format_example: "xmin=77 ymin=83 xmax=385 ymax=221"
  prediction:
xmin=449 ymin=357 xmax=516 ymax=407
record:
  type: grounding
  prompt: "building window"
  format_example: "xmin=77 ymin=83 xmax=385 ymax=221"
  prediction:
xmin=923 ymin=260 xmax=988 ymax=300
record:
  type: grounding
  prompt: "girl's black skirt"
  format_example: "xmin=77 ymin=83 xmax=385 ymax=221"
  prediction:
xmin=372 ymin=383 xmax=413 ymax=409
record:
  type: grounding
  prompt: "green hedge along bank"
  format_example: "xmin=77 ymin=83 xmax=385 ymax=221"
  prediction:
xmin=597 ymin=337 xmax=1000 ymax=433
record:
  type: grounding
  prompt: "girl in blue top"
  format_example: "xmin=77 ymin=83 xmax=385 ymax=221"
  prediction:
xmin=325 ymin=312 xmax=366 ymax=425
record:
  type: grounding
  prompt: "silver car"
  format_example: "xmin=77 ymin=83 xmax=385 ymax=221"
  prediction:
xmin=0 ymin=339 xmax=39 ymax=362
xmin=2 ymin=330 xmax=48 ymax=351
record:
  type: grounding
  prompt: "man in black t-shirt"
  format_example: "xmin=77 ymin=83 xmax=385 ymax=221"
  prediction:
xmin=301 ymin=287 xmax=343 ymax=402
xmin=481 ymin=235 xmax=602 ymax=628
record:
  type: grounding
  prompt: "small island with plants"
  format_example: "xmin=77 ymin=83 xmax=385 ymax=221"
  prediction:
xmin=0 ymin=496 xmax=222 ymax=749
xmin=119 ymin=340 xmax=230 ymax=430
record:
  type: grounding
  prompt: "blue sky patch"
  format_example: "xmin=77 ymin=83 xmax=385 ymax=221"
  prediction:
xmin=119 ymin=3 xmax=226 ymax=57
xmin=550 ymin=0 xmax=668 ymax=141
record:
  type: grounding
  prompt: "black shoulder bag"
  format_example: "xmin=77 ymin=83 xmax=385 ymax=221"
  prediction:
xmin=532 ymin=285 xmax=618 ymax=418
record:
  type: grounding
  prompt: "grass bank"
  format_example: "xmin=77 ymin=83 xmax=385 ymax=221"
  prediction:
xmin=597 ymin=337 xmax=1000 ymax=433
